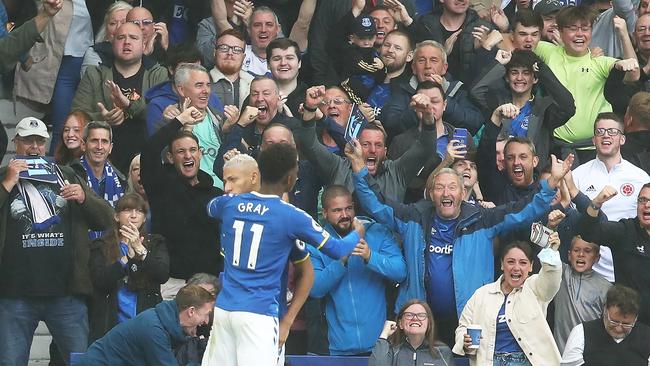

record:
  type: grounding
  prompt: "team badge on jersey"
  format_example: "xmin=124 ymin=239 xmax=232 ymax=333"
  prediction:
xmin=620 ymin=183 xmax=634 ymax=196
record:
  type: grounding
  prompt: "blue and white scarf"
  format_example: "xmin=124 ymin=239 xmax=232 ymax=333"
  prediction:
xmin=81 ymin=156 xmax=124 ymax=239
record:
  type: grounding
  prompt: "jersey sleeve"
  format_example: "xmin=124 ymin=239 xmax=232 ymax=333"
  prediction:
xmin=289 ymin=207 xmax=359 ymax=259
xmin=206 ymin=194 xmax=231 ymax=220
xmin=290 ymin=241 xmax=310 ymax=263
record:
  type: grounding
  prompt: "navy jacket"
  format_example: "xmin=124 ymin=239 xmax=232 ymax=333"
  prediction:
xmin=81 ymin=300 xmax=188 ymax=365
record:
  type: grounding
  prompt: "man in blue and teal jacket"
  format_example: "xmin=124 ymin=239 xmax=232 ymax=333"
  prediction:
xmin=346 ymin=140 xmax=574 ymax=346
xmin=308 ymin=185 xmax=406 ymax=356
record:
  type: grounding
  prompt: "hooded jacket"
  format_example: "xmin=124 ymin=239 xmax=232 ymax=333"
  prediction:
xmin=81 ymin=300 xmax=188 ymax=365
xmin=144 ymin=80 xmax=225 ymax=136
xmin=308 ymin=218 xmax=407 ymax=355
xmin=353 ymin=167 xmax=557 ymax=315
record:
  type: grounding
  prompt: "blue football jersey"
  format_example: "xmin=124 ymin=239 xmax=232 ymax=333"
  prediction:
xmin=207 ymin=192 xmax=360 ymax=316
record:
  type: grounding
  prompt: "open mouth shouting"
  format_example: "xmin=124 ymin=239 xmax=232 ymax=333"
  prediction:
xmin=441 ymin=198 xmax=454 ymax=208
xmin=365 ymin=156 xmax=378 ymax=172
xmin=512 ymin=165 xmax=524 ymax=180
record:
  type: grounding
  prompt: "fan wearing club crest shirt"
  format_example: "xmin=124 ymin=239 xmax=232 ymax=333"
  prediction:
xmin=202 ymin=143 xmax=365 ymax=366
xmin=572 ymin=113 xmax=650 ymax=282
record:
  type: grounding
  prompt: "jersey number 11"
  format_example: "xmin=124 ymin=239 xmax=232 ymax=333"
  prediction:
xmin=232 ymin=220 xmax=264 ymax=269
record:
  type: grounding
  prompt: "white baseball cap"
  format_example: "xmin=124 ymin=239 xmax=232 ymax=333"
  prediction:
xmin=15 ymin=117 xmax=49 ymax=139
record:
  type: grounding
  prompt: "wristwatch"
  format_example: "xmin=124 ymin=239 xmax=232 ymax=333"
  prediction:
xmin=589 ymin=201 xmax=602 ymax=211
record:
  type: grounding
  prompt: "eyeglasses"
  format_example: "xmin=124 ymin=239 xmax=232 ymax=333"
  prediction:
xmin=637 ymin=26 xmax=650 ymax=34
xmin=215 ymin=44 xmax=245 ymax=54
xmin=322 ymin=98 xmax=351 ymax=106
xmin=605 ymin=309 xmax=637 ymax=330
xmin=15 ymin=136 xmax=46 ymax=146
xmin=638 ymin=197 xmax=650 ymax=205
xmin=403 ymin=312 xmax=428 ymax=320
xmin=563 ymin=25 xmax=592 ymax=33
xmin=129 ymin=19 xmax=154 ymax=26
xmin=594 ymin=127 xmax=623 ymax=137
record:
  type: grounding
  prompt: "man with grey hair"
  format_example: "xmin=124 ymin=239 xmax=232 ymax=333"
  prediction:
xmin=348 ymin=139 xmax=575 ymax=345
xmin=382 ymin=39 xmax=484 ymax=141
xmin=244 ymin=6 xmax=281 ymax=76
xmin=172 ymin=63 xmax=234 ymax=189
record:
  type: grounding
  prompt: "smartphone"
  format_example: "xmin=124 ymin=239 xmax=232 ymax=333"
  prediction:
xmin=452 ymin=128 xmax=469 ymax=157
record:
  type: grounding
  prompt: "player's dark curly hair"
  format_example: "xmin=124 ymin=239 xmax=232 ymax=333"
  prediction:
xmin=257 ymin=143 xmax=298 ymax=184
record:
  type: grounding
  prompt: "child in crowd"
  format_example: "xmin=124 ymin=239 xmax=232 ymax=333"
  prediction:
xmin=340 ymin=15 xmax=387 ymax=104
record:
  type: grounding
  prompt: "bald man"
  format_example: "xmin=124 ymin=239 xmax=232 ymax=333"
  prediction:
xmin=72 ymin=22 xmax=168 ymax=173
xmin=126 ymin=6 xmax=168 ymax=60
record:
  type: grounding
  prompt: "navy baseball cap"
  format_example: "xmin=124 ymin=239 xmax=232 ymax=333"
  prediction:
xmin=351 ymin=15 xmax=377 ymax=37
xmin=534 ymin=0 xmax=564 ymax=15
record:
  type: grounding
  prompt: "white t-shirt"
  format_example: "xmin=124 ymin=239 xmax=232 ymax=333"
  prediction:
xmin=572 ymin=157 xmax=650 ymax=281
xmin=242 ymin=45 xmax=270 ymax=77
xmin=561 ymin=323 xmax=650 ymax=366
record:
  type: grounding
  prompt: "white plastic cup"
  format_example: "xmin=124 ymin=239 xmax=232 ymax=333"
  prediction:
xmin=467 ymin=325 xmax=482 ymax=349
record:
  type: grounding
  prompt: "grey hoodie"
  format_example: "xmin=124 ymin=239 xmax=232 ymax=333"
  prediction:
xmin=591 ymin=0 xmax=639 ymax=58
xmin=553 ymin=263 xmax=612 ymax=353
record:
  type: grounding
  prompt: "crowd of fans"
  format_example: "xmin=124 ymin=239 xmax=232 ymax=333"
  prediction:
xmin=1 ymin=0 xmax=650 ymax=365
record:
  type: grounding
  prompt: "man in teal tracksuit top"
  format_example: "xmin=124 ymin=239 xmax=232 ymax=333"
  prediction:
xmin=308 ymin=185 xmax=406 ymax=355
xmin=347 ymin=140 xmax=573 ymax=345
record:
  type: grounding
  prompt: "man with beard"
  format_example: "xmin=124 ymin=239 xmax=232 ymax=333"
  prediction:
xmin=348 ymin=138 xmax=574 ymax=345
xmin=209 ymin=29 xmax=254 ymax=109
xmin=572 ymin=113 xmax=650 ymax=282
xmin=308 ymin=185 xmax=406 ymax=355
xmin=296 ymin=85 xmax=435 ymax=202
xmin=72 ymin=22 xmax=168 ymax=174
xmin=367 ymin=30 xmax=414 ymax=117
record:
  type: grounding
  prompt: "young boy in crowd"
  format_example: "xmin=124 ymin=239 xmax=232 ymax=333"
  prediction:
xmin=552 ymin=229 xmax=611 ymax=353
xmin=340 ymin=15 xmax=387 ymax=104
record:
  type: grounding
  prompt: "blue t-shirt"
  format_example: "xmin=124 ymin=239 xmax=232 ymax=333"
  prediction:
xmin=117 ymin=242 xmax=137 ymax=323
xmin=495 ymin=295 xmax=523 ymax=353
xmin=425 ymin=214 xmax=457 ymax=317
xmin=367 ymin=83 xmax=391 ymax=113
xmin=169 ymin=0 xmax=189 ymax=46
xmin=509 ymin=101 xmax=533 ymax=138
xmin=207 ymin=192 xmax=359 ymax=317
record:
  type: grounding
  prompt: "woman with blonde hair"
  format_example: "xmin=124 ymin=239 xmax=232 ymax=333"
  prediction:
xmin=369 ymin=299 xmax=454 ymax=366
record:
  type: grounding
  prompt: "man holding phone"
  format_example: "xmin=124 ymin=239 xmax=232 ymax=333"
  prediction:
xmin=389 ymin=80 xmax=474 ymax=202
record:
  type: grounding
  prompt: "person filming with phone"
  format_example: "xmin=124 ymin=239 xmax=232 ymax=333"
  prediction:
xmin=389 ymin=80 xmax=475 ymax=203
